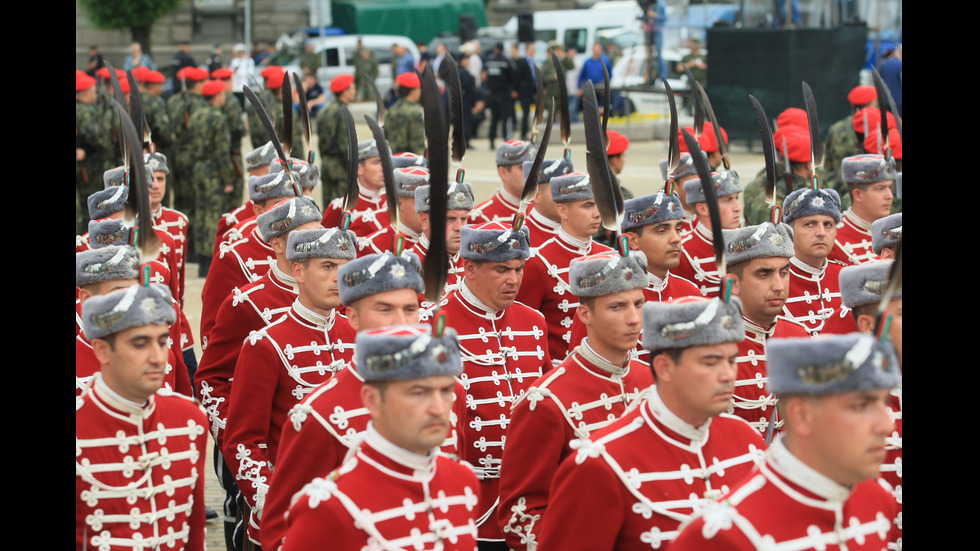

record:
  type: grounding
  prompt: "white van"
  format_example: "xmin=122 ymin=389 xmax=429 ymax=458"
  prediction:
xmin=502 ymin=1 xmax=642 ymax=56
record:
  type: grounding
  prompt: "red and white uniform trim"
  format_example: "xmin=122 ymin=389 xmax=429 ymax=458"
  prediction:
xmin=523 ymin=207 xmax=559 ymax=249
xmin=321 ymin=185 xmax=390 ymax=238
xmin=831 ymin=208 xmax=878 ymax=266
xmin=470 ymin=188 xmax=521 ymax=224
xmin=676 ymin=222 xmax=722 ymax=298
xmin=358 ymin=223 xmax=421 ymax=258
xmin=783 ymin=257 xmax=857 ymax=336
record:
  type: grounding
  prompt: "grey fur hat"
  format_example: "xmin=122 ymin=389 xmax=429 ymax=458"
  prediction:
xmin=256 ymin=196 xmax=323 ymax=241
xmin=357 ymin=324 xmax=463 ymax=382
xmin=286 ymin=227 xmax=357 ymax=263
xmin=394 ymin=167 xmax=430 ymax=198
xmin=460 ymin=221 xmax=531 ymax=262
xmin=782 ymin=187 xmax=843 ymax=225
xmin=839 ymin=259 xmax=902 ymax=309
xmin=357 ymin=139 xmax=381 ymax=160
xmin=82 ymin=283 xmax=177 ymax=340
xmin=871 ymin=213 xmax=901 ymax=255
xmin=768 ymin=333 xmax=900 ymax=396
xmin=88 ymin=185 xmax=128 ymax=220
xmin=269 ymin=158 xmax=320 ymax=189
xmin=249 ymin=171 xmax=299 ymax=203
xmin=622 ymin=192 xmax=684 ymax=232
xmin=496 ymin=140 xmax=535 ymax=166
xmin=144 ymin=152 xmax=169 ymax=175
xmin=524 ymin=158 xmax=574 ymax=184
xmin=642 ymin=296 xmax=745 ymax=351
xmin=570 ymin=251 xmax=649 ymax=297
xmin=76 ymin=245 xmax=140 ymax=287
xmin=841 ymin=154 xmax=897 ymax=185
xmin=683 ymin=170 xmax=742 ymax=205
xmin=551 ymin=172 xmax=594 ymax=204
xmin=339 ymin=251 xmax=424 ymax=306
xmin=391 ymin=151 xmax=429 ymax=169
xmin=896 ymin=172 xmax=902 ymax=199
xmin=103 ymin=165 xmax=152 ymax=189
xmin=659 ymin=151 xmax=705 ymax=181
xmin=245 ymin=141 xmax=277 ymax=171
xmin=724 ymin=222 xmax=794 ymax=267
xmin=88 ymin=218 xmax=131 ymax=249
xmin=415 ymin=181 xmax=475 ymax=213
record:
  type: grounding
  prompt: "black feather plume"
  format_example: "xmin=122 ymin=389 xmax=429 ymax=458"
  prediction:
xmin=292 ymin=72 xmax=312 ymax=148
xmin=126 ymin=70 xmax=148 ymax=148
xmin=601 ymin=58 xmax=611 ymax=146
xmin=441 ymin=53 xmax=466 ymax=164
xmin=341 ymin=104 xmax=359 ymax=213
xmin=281 ymin=73 xmax=294 ymax=157
xmin=521 ymin=98 xmax=554 ymax=210
xmin=105 ymin=61 xmax=129 ymax=162
xmin=682 ymin=129 xmax=725 ymax=274
xmin=244 ymin=86 xmax=290 ymax=173
xmin=113 ymin=99 xmax=161 ymax=261
xmin=691 ymin=78 xmax=727 ymax=165
xmin=584 ymin=81 xmax=623 ymax=234
xmin=871 ymin=68 xmax=902 ymax=142
xmin=550 ymin=50 xmax=571 ymax=147
xmin=365 ymin=115 xmax=398 ymax=230
xmin=531 ymin=63 xmax=547 ymax=143
xmin=663 ymin=78 xmax=680 ymax=185
xmin=802 ymin=81 xmax=824 ymax=169
xmin=749 ymin=95 xmax=778 ymax=208
xmin=683 ymin=67 xmax=704 ymax=138
xmin=370 ymin=80 xmax=386 ymax=126
xmin=420 ymin=64 xmax=449 ymax=304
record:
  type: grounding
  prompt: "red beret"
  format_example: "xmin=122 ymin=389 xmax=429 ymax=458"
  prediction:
xmin=847 ymin=85 xmax=876 ymax=107
xmin=177 ymin=66 xmax=209 ymax=82
xmin=117 ymin=78 xmax=130 ymax=94
xmin=697 ymin=122 xmax=728 ymax=153
xmin=606 ymin=130 xmax=629 ymax=156
xmin=96 ymin=67 xmax=126 ymax=81
xmin=212 ymin=68 xmax=234 ymax=80
xmin=396 ymin=72 xmax=421 ymax=89
xmin=264 ymin=67 xmax=286 ymax=89
xmin=852 ymin=107 xmax=898 ymax=134
xmin=772 ymin=127 xmax=811 ymax=163
xmin=76 ymin=69 xmax=87 ymax=80
xmin=202 ymin=80 xmax=226 ymax=97
xmin=775 ymin=107 xmax=808 ymax=131
xmin=863 ymin=126 xmax=901 ymax=159
xmin=131 ymin=66 xmax=150 ymax=82
xmin=330 ymin=73 xmax=355 ymax=93
xmin=144 ymin=70 xmax=166 ymax=84
xmin=678 ymin=127 xmax=693 ymax=153
xmin=261 ymin=65 xmax=283 ymax=79
xmin=76 ymin=74 xmax=96 ymax=92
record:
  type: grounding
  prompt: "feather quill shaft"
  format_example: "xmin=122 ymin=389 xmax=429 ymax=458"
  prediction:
xmin=802 ymin=81 xmax=824 ymax=169
xmin=341 ymin=103 xmax=359 ymax=213
xmin=550 ymin=50 xmax=571 ymax=147
xmin=682 ymin=129 xmax=725 ymax=274
xmin=365 ymin=115 xmax=398 ymax=230
xmin=441 ymin=53 xmax=466 ymax=164
xmin=292 ymin=72 xmax=312 ymax=147
xmin=281 ymin=73 xmax=294 ymax=157
xmin=748 ymin=95 xmax=778 ymax=208
xmin=584 ymin=81 xmax=623 ymax=234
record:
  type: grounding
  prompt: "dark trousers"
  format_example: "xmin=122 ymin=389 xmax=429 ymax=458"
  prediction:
xmin=519 ymin=93 xmax=534 ymax=140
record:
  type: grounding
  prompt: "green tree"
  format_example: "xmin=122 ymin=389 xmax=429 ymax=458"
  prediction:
xmin=78 ymin=0 xmax=182 ymax=56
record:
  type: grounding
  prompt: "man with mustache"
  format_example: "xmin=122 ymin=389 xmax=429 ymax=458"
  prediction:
xmin=537 ymin=296 xmax=765 ymax=550
xmin=673 ymin=333 xmax=900 ymax=550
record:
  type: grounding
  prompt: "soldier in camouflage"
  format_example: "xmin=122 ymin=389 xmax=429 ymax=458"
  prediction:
xmin=541 ymin=41 xmax=576 ymax=124
xmin=316 ymin=73 xmax=357 ymax=203
xmin=134 ymin=69 xmax=175 ymax=184
xmin=354 ymin=41 xmax=379 ymax=102
xmin=818 ymin=86 xmax=877 ymax=212
xmin=76 ymin=73 xmax=107 ymax=233
xmin=384 ymin=72 xmax=426 ymax=155
xmin=246 ymin=66 xmax=306 ymax=160
xmin=743 ymin=127 xmax=812 ymax=226
xmin=213 ymin=68 xmax=247 ymax=212
xmin=167 ymin=67 xmax=209 ymax=221
xmin=188 ymin=80 xmax=235 ymax=276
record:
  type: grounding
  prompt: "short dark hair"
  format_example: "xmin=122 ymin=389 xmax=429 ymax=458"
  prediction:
xmin=648 ymin=348 xmax=684 ymax=382
xmin=850 ymin=302 xmax=877 ymax=324
xmin=579 ymin=296 xmax=596 ymax=310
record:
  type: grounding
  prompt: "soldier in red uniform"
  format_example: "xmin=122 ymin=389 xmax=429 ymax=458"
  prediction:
xmin=281 ymin=325 xmax=480 ymax=551
xmin=261 ymin=250 xmax=431 ymax=550
xmin=470 ymin=140 xmax=535 ymax=224
xmin=359 ymin=167 xmax=429 ymax=257
xmin=840 ymin=259 xmax=903 ymax=545
xmin=410 ymin=181 xmax=475 ymax=303
xmin=723 ymin=222 xmax=809 ymax=435
xmin=674 ymin=170 xmax=742 ymax=298
xmin=871 ymin=212 xmax=901 ymax=260
xmin=517 ymin=172 xmax=612 ymax=365
xmin=320 ymin=139 xmax=391 ymax=236
xmin=658 ymin=152 xmax=704 ymax=234
xmin=76 ymin=283 xmax=208 ymax=551
xmin=538 ymin=295 xmax=766 ymax=550
xmin=214 ymin=142 xmax=277 ymax=247
xmin=673 ymin=333 xmax=900 ymax=550
xmin=780 ymin=186 xmax=857 ymax=336
xmin=521 ymin=158 xmax=573 ymax=248
xmin=146 ymin=152 xmax=189 ymax=306
xmin=499 ymin=250 xmax=654 ymax=550
xmin=829 ymin=154 xmax=897 ymax=266
xmin=223 ymin=226 xmax=358 ymax=548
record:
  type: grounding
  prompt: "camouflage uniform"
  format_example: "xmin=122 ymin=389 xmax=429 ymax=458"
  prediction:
xmin=315 ymin=99 xmax=350 ymax=202
xmin=384 ymin=98 xmax=426 ymax=155
xmin=742 ymin=167 xmax=809 ymax=227
xmin=819 ymin=114 xmax=860 ymax=211
xmin=540 ymin=53 xmax=576 ymax=126
xmin=221 ymin=95 xmax=247 ymax=211
xmin=245 ymin=88 xmax=306 ymax=160
xmin=143 ymin=93 xmax=174 ymax=156
xmin=94 ymin=88 xmax=121 ymax=174
xmin=354 ymin=49 xmax=379 ymax=102
xmin=167 ymin=92 xmax=207 ymax=216
xmin=76 ymin=98 xmax=106 ymax=232
xmin=188 ymin=101 xmax=235 ymax=260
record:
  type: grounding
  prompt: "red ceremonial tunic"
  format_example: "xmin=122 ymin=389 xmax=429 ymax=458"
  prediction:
xmin=214 ymin=200 xmax=256 ymax=250
xmin=675 ymin=222 xmax=722 ymax=298
xmin=76 ymin=330 xmax=190 ymax=398
xmin=829 ymin=209 xmax=878 ymax=266
xmin=358 ymin=223 xmax=421 ymax=258
xmin=538 ymin=388 xmax=766 ymax=550
xmin=671 ymin=438 xmax=899 ymax=550
xmin=522 ymin=207 xmax=559 ymax=249
xmin=881 ymin=388 xmax=902 ymax=547
xmin=262 ymin=362 xmax=469 ymax=551
xmin=432 ymin=282 xmax=550 ymax=542
xmin=76 ymin=375 xmax=208 ymax=551
xmin=199 ymin=222 xmax=276 ymax=346
xmin=152 ymin=206 xmax=189 ymax=305
xmin=567 ymin=272 xmax=700 ymax=365
xmin=222 ymin=300 xmax=355 ymax=546
xmin=516 ymin=228 xmax=612 ymax=365
xmin=498 ymin=342 xmax=653 ymax=551
xmin=411 ymin=234 xmax=466 ymax=306
xmin=195 ymin=264 xmax=299 ymax=447
xmin=320 ymin=186 xmax=390 ymax=238
xmin=281 ymin=426 xmax=480 ymax=551
xmin=783 ymin=257 xmax=857 ymax=336
xmin=732 ymin=317 xmax=810 ymax=436
xmin=470 ymin=188 xmax=521 ymax=224
xmin=680 ymin=212 xmax=697 ymax=237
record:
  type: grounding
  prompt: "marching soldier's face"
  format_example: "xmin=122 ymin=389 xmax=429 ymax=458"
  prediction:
xmin=445 ymin=210 xmax=469 ymax=255
xmin=363 ymin=375 xmax=457 ymax=456
xmin=294 ymin=257 xmax=351 ymax=314
xmin=577 ymin=288 xmax=645 ymax=361
xmin=854 ymin=181 xmax=894 ymax=221
xmin=718 ymin=194 xmax=742 ymax=229
xmin=557 ymin=199 xmax=601 ymax=240
xmin=93 ymin=323 xmax=172 ymax=403
xmin=654 ymin=342 xmax=739 ymax=427
xmin=498 ymin=164 xmax=525 ymax=198
xmin=731 ymin=257 xmax=790 ymax=326
xmin=358 ymin=157 xmax=385 ymax=192
xmin=348 ymin=288 xmax=420 ymax=332
xmin=791 ymin=214 xmax=837 ymax=268
xmin=465 ymin=258 xmax=525 ymax=312
xmin=149 ymin=171 xmax=168 ymax=209
xmin=630 ymin=220 xmax=684 ymax=278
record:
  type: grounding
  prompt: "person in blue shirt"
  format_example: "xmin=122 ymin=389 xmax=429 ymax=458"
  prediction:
xmin=393 ymin=43 xmax=415 ymax=76
xmin=878 ymin=45 xmax=902 ymax=117
xmin=576 ymin=43 xmax=612 ymax=113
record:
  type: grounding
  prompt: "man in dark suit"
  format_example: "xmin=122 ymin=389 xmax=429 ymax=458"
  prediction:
xmin=514 ymin=42 xmax=538 ymax=141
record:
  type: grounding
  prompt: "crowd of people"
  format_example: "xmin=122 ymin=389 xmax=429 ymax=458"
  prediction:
xmin=77 ymin=36 xmax=902 ymax=551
